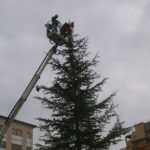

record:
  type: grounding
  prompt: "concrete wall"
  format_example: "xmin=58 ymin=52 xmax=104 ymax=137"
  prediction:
xmin=0 ymin=116 xmax=35 ymax=150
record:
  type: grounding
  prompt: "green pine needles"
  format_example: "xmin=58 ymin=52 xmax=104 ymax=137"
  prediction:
xmin=35 ymin=38 xmax=130 ymax=150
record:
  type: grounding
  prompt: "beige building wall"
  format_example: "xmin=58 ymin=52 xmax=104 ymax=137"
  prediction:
xmin=125 ymin=121 xmax=150 ymax=150
xmin=0 ymin=115 xmax=36 ymax=150
xmin=133 ymin=123 xmax=146 ymax=141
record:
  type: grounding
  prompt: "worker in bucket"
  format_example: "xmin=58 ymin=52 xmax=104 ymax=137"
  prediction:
xmin=51 ymin=14 xmax=59 ymax=32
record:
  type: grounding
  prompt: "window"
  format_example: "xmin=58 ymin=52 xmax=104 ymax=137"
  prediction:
xmin=12 ymin=128 xmax=22 ymax=136
xmin=0 ymin=141 xmax=6 ymax=148
xmin=11 ymin=144 xmax=22 ymax=150
xmin=27 ymin=132 xmax=31 ymax=139
xmin=145 ymin=122 xmax=150 ymax=131
xmin=146 ymin=130 xmax=150 ymax=137
xmin=146 ymin=139 xmax=150 ymax=144
xmin=26 ymin=147 xmax=31 ymax=150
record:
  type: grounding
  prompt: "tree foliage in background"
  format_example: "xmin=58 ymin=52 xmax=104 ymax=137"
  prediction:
xmin=35 ymin=38 xmax=130 ymax=150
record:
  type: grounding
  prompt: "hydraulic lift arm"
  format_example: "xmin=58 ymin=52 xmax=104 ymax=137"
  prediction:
xmin=0 ymin=45 xmax=56 ymax=142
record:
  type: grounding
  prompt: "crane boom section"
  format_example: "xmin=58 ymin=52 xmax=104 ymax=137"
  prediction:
xmin=0 ymin=46 xmax=55 ymax=141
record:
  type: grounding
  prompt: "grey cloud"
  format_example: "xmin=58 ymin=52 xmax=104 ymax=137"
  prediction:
xmin=0 ymin=1 xmax=150 ymax=149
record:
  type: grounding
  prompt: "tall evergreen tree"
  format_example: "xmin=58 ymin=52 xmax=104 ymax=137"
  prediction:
xmin=35 ymin=38 xmax=130 ymax=150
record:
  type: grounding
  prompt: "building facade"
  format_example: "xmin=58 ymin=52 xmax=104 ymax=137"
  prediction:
xmin=0 ymin=115 xmax=36 ymax=150
xmin=125 ymin=121 xmax=150 ymax=150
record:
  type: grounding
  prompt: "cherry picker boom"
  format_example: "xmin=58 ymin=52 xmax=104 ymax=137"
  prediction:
xmin=0 ymin=45 xmax=57 ymax=142
xmin=0 ymin=16 xmax=73 ymax=142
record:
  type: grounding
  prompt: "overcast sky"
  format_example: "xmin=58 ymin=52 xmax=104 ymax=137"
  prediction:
xmin=0 ymin=0 xmax=150 ymax=149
